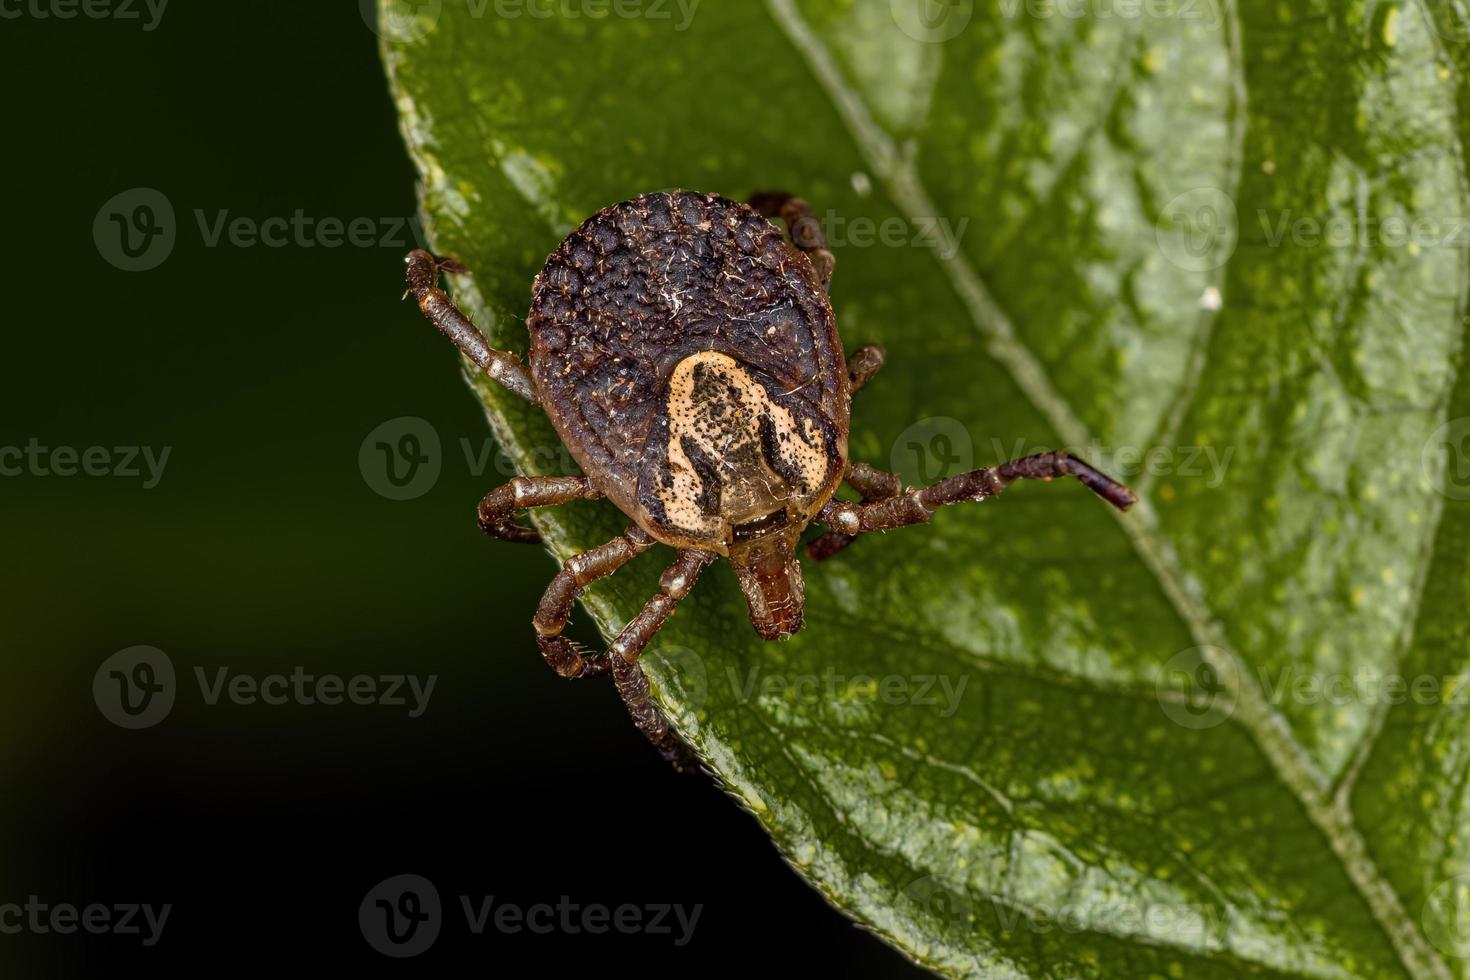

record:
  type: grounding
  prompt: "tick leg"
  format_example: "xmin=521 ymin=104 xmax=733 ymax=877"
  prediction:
xmin=847 ymin=344 xmax=886 ymax=393
xmin=817 ymin=451 xmax=1137 ymax=539
xmin=404 ymin=250 xmax=538 ymax=404
xmin=748 ymin=191 xmax=835 ymax=291
xmin=533 ymin=525 xmax=657 ymax=679
xmin=808 ymin=462 xmax=904 ymax=561
xmin=608 ymin=549 xmax=718 ymax=770
xmin=478 ymin=475 xmax=602 ymax=544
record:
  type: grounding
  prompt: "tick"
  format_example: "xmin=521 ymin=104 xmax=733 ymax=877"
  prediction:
xmin=403 ymin=190 xmax=1136 ymax=766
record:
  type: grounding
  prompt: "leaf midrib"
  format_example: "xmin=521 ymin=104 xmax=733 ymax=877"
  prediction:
xmin=761 ymin=0 xmax=1457 ymax=976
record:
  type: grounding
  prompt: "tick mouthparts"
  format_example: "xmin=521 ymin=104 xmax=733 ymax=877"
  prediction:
xmin=730 ymin=532 xmax=805 ymax=641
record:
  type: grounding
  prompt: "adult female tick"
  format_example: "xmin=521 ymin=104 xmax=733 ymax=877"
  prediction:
xmin=403 ymin=190 xmax=1135 ymax=765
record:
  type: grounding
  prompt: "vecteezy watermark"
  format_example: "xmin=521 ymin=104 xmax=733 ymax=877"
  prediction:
xmin=93 ymin=647 xmax=438 ymax=729
xmin=359 ymin=874 xmax=702 ymax=958
xmin=361 ymin=0 xmax=442 ymax=40
xmin=996 ymin=0 xmax=1222 ymax=29
xmin=0 ymin=0 xmax=167 ymax=30
xmin=1424 ymin=875 xmax=1470 ymax=959
xmin=898 ymin=874 xmax=1226 ymax=944
xmin=1156 ymin=650 xmax=1470 ymax=729
xmin=1155 ymin=186 xmax=1239 ymax=273
xmin=93 ymin=187 xmax=427 ymax=272
xmin=359 ymin=417 xmax=443 ymax=501
xmin=1423 ymin=416 xmax=1470 ymax=501
xmin=891 ymin=0 xmax=1220 ymax=43
xmin=886 ymin=423 xmax=1235 ymax=491
xmin=93 ymin=188 xmax=176 ymax=272
xmin=816 ymin=210 xmax=971 ymax=260
xmin=896 ymin=875 xmax=973 ymax=926
xmin=1421 ymin=3 xmax=1470 ymax=47
xmin=0 ymin=897 xmax=171 ymax=946
xmin=195 ymin=666 xmax=436 ymax=717
xmin=646 ymin=644 xmax=708 ymax=721
xmin=991 ymin=437 xmax=1234 ymax=489
xmin=728 ymin=667 xmax=969 ymax=718
xmin=488 ymin=0 xmax=699 ymax=28
xmin=93 ymin=647 xmax=177 ymax=730
xmin=890 ymin=0 xmax=974 ymax=43
xmin=1254 ymin=667 xmax=1470 ymax=709
xmin=1156 ymin=189 xmax=1470 ymax=272
xmin=362 ymin=0 xmax=700 ymax=40
xmin=890 ymin=417 xmax=975 ymax=488
xmin=0 ymin=439 xmax=171 ymax=489
xmin=1256 ymin=210 xmax=1470 ymax=251
xmin=1155 ymin=645 xmax=1238 ymax=729
xmin=358 ymin=415 xmax=581 ymax=502
xmin=984 ymin=893 xmax=1221 ymax=943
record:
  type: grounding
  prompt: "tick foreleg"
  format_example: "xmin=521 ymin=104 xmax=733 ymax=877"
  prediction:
xmin=817 ymin=451 xmax=1136 ymax=538
xmin=846 ymin=344 xmax=886 ymax=393
xmin=404 ymin=250 xmax=538 ymax=404
xmin=747 ymin=191 xmax=835 ymax=291
xmin=807 ymin=461 xmax=903 ymax=561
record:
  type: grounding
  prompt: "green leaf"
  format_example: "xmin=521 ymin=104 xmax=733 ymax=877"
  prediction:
xmin=379 ymin=0 xmax=1470 ymax=975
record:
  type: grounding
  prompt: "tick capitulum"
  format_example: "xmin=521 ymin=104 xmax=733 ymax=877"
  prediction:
xmin=403 ymin=189 xmax=1136 ymax=768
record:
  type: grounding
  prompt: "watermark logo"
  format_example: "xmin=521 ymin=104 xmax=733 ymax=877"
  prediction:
xmin=1425 ymin=875 xmax=1470 ymax=959
xmin=1423 ymin=416 xmax=1470 ymax=501
xmin=1156 ymin=187 xmax=1238 ymax=272
xmin=995 ymin=0 xmax=1223 ymax=30
xmin=891 ymin=0 xmax=973 ymax=43
xmin=359 ymin=874 xmax=702 ymax=957
xmin=360 ymin=874 xmax=442 ymax=958
xmin=1421 ymin=5 xmax=1470 ymax=47
xmin=816 ymin=211 xmax=970 ymax=259
xmin=897 ymin=875 xmax=972 ymax=926
xmin=363 ymin=0 xmax=700 ymax=36
xmin=890 ymin=417 xmax=974 ymax=488
xmin=1156 ymin=645 xmax=1237 ymax=729
xmin=93 ymin=646 xmax=175 ymax=730
xmin=360 ymin=416 xmax=442 ymax=501
xmin=489 ymin=0 xmax=700 ymax=29
xmin=94 ymin=649 xmax=437 ymax=727
xmin=94 ymin=188 xmax=175 ymax=272
xmin=729 ymin=667 xmax=969 ymax=718
xmin=654 ymin=644 xmax=709 ymax=720
xmin=0 ymin=898 xmax=171 ymax=945
xmin=0 ymin=440 xmax=171 ymax=488
xmin=362 ymin=0 xmax=442 ymax=39
xmin=0 ymin=0 xmax=168 ymax=30
xmin=95 ymin=187 xmax=428 ymax=271
xmin=360 ymin=416 xmax=584 ymax=501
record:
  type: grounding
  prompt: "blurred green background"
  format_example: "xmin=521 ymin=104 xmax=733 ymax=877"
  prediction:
xmin=0 ymin=2 xmax=920 ymax=973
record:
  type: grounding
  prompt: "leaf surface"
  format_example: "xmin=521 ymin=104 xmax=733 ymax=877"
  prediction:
xmin=381 ymin=1 xmax=1470 ymax=974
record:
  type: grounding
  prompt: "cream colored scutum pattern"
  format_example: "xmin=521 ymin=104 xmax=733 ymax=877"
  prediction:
xmin=656 ymin=351 xmax=830 ymax=539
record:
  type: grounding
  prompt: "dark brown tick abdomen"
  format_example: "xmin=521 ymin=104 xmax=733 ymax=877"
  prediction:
xmin=527 ymin=190 xmax=849 ymax=548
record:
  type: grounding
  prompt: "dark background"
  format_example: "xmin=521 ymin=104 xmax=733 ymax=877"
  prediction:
xmin=0 ymin=2 xmax=923 ymax=975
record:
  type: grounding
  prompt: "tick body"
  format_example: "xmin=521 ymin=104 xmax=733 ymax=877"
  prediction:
xmin=403 ymin=190 xmax=1135 ymax=767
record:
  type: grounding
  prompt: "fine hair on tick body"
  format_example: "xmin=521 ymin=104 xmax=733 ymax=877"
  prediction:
xmin=402 ymin=189 xmax=1135 ymax=768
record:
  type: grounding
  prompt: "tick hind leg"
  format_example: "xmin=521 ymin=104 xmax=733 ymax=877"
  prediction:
xmin=817 ymin=451 xmax=1136 ymax=542
xmin=477 ymin=475 xmax=602 ymax=545
xmin=609 ymin=549 xmax=718 ymax=770
xmin=404 ymin=250 xmax=539 ymax=404
xmin=533 ymin=524 xmax=656 ymax=678
xmin=534 ymin=536 xmax=716 ymax=770
xmin=748 ymin=191 xmax=834 ymax=291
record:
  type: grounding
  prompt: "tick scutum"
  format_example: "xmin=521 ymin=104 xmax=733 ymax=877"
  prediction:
xmin=527 ymin=190 xmax=851 ymax=555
